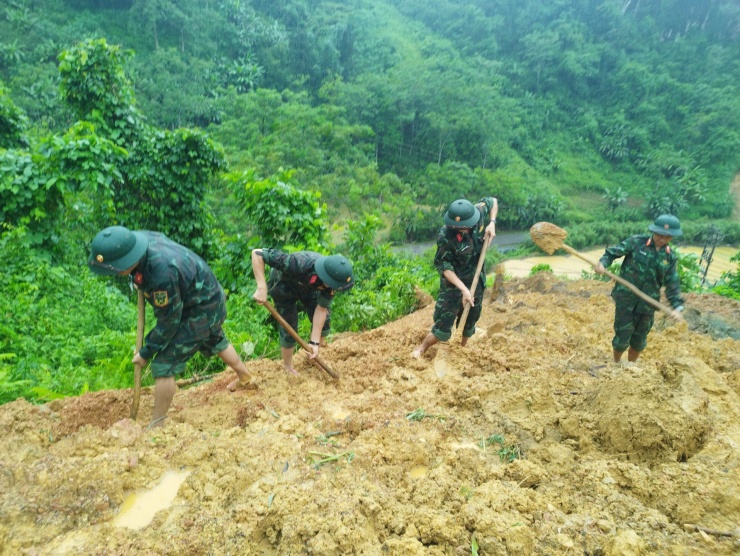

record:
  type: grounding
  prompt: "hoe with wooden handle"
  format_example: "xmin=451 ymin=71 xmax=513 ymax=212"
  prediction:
xmin=260 ymin=300 xmax=339 ymax=380
xmin=130 ymin=290 xmax=146 ymax=419
xmin=529 ymin=222 xmax=677 ymax=318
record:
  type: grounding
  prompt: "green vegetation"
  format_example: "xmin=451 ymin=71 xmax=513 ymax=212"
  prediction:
xmin=406 ymin=408 xmax=446 ymax=422
xmin=308 ymin=450 xmax=355 ymax=469
xmin=529 ymin=263 xmax=553 ymax=276
xmin=712 ymin=253 xmax=740 ymax=300
xmin=479 ymin=433 xmax=522 ymax=463
xmin=0 ymin=1 xmax=738 ymax=404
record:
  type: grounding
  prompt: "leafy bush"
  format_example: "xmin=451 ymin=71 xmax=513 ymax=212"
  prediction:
xmin=581 ymin=262 xmax=620 ymax=281
xmin=331 ymin=215 xmax=436 ymax=332
xmin=681 ymin=220 xmax=740 ymax=245
xmin=390 ymin=205 xmax=443 ymax=243
xmin=675 ymin=250 xmax=703 ymax=293
xmin=0 ymin=227 xmax=137 ymax=403
xmin=229 ymin=168 xmax=329 ymax=252
xmin=712 ymin=252 xmax=740 ymax=300
xmin=529 ymin=263 xmax=553 ymax=275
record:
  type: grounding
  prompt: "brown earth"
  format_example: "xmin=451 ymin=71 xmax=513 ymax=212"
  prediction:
xmin=2 ymin=276 xmax=740 ymax=555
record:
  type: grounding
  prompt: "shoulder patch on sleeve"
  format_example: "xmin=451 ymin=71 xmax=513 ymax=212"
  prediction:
xmin=153 ymin=291 xmax=169 ymax=307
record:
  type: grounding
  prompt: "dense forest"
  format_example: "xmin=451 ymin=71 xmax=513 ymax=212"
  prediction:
xmin=1 ymin=0 xmax=739 ymax=403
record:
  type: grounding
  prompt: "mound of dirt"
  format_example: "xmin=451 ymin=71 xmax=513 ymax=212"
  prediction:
xmin=1 ymin=276 xmax=739 ymax=555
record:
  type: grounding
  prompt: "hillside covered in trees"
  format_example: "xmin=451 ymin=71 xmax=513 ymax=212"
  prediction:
xmin=1 ymin=4 xmax=740 ymax=552
xmin=2 ymin=0 xmax=739 ymax=237
xmin=0 ymin=0 xmax=739 ymax=403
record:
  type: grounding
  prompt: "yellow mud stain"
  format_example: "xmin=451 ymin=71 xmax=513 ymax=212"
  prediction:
xmin=409 ymin=465 xmax=428 ymax=478
xmin=332 ymin=409 xmax=350 ymax=420
xmin=433 ymin=358 xmax=447 ymax=378
xmin=50 ymin=532 xmax=87 ymax=555
xmin=323 ymin=401 xmax=350 ymax=420
xmin=113 ymin=469 xmax=191 ymax=530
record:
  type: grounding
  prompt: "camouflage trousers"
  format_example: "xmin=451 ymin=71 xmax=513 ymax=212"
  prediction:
xmin=431 ymin=277 xmax=485 ymax=341
xmin=269 ymin=277 xmax=331 ymax=349
xmin=611 ymin=300 xmax=654 ymax=353
xmin=150 ymin=298 xmax=229 ymax=378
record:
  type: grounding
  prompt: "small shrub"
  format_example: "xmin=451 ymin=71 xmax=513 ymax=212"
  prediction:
xmin=529 ymin=263 xmax=553 ymax=275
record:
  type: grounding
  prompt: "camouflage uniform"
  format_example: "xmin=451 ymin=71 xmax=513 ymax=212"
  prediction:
xmin=599 ymin=234 xmax=684 ymax=352
xmin=431 ymin=197 xmax=495 ymax=341
xmin=135 ymin=232 xmax=230 ymax=377
xmin=259 ymin=249 xmax=335 ymax=348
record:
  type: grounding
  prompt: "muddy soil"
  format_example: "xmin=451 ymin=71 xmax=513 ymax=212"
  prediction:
xmin=1 ymin=277 xmax=739 ymax=555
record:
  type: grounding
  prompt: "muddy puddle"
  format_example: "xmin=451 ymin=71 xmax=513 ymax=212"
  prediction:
xmin=113 ymin=469 xmax=191 ymax=530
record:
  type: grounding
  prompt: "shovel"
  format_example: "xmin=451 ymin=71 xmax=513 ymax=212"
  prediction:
xmin=529 ymin=222 xmax=677 ymax=317
xmin=130 ymin=290 xmax=146 ymax=419
xmin=260 ymin=300 xmax=339 ymax=380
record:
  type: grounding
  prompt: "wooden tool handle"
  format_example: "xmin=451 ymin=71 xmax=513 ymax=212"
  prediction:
xmin=456 ymin=238 xmax=490 ymax=340
xmin=130 ymin=290 xmax=145 ymax=419
xmin=261 ymin=300 xmax=339 ymax=380
xmin=560 ymin=244 xmax=675 ymax=317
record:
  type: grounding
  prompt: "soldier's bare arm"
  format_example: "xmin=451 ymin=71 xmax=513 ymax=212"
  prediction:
xmin=251 ymin=249 xmax=268 ymax=303
xmin=309 ymin=305 xmax=328 ymax=359
xmin=443 ymin=269 xmax=474 ymax=307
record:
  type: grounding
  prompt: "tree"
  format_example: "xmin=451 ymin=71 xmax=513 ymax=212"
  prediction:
xmin=0 ymin=83 xmax=29 ymax=149
xmin=1 ymin=83 xmax=126 ymax=243
xmin=228 ymin=168 xmax=329 ymax=252
xmin=58 ymin=38 xmax=225 ymax=255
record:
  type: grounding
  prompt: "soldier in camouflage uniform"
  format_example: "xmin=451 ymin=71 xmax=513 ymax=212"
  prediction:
xmin=252 ymin=248 xmax=354 ymax=375
xmin=595 ymin=214 xmax=685 ymax=364
xmin=89 ymin=226 xmax=255 ymax=429
xmin=412 ymin=197 xmax=498 ymax=358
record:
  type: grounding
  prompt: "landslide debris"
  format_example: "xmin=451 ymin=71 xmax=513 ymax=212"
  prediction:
xmin=1 ymin=276 xmax=739 ymax=555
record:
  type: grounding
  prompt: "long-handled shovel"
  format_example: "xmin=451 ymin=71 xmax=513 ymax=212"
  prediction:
xmin=260 ymin=300 xmax=339 ymax=380
xmin=454 ymin=238 xmax=490 ymax=341
xmin=130 ymin=290 xmax=146 ymax=419
xmin=529 ymin=222 xmax=677 ymax=317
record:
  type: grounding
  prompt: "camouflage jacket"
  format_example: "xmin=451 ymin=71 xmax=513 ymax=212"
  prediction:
xmin=434 ymin=197 xmax=495 ymax=285
xmin=598 ymin=234 xmax=684 ymax=313
xmin=261 ymin=249 xmax=335 ymax=308
xmin=135 ymin=232 xmax=224 ymax=360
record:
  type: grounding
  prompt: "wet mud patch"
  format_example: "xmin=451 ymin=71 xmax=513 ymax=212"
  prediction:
xmin=2 ymin=278 xmax=740 ymax=554
xmin=52 ymin=389 xmax=138 ymax=437
xmin=585 ymin=368 xmax=711 ymax=464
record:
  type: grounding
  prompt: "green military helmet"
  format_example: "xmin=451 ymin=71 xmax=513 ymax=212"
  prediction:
xmin=444 ymin=199 xmax=480 ymax=228
xmin=648 ymin=214 xmax=683 ymax=237
xmin=88 ymin=226 xmax=148 ymax=275
xmin=315 ymin=254 xmax=354 ymax=291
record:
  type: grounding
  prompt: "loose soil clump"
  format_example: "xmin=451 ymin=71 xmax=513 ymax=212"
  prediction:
xmin=1 ymin=276 xmax=739 ymax=555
